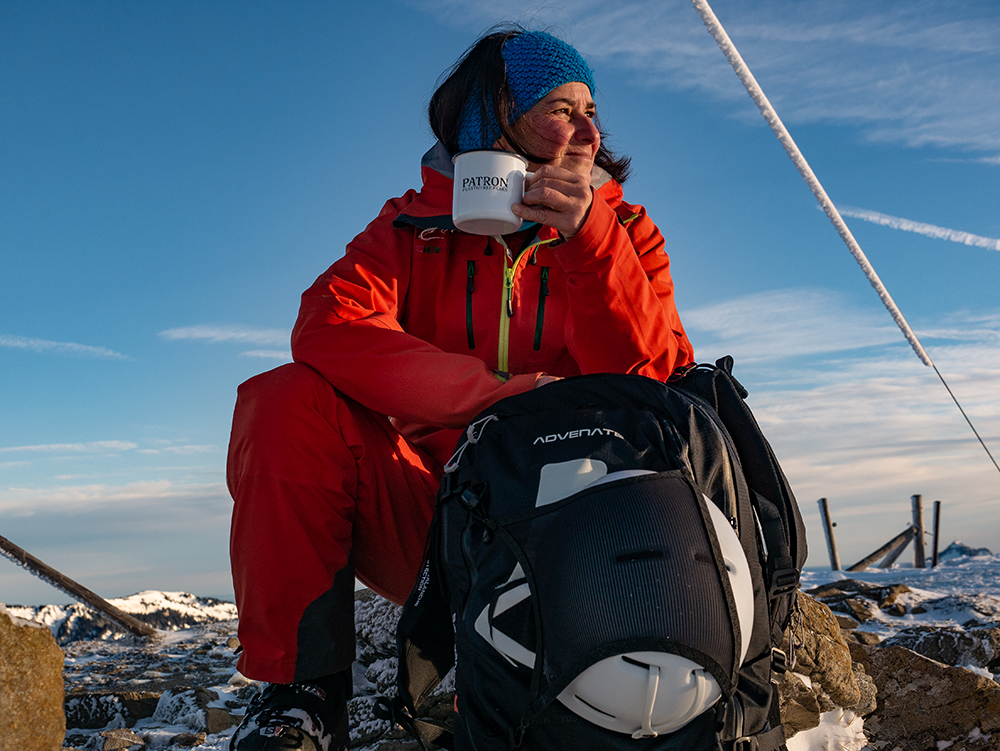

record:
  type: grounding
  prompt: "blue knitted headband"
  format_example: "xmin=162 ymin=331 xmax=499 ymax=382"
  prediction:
xmin=456 ymin=31 xmax=596 ymax=153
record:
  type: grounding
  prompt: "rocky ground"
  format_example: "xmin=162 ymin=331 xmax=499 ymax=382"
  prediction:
xmin=5 ymin=552 xmax=1000 ymax=750
xmin=6 ymin=590 xmax=439 ymax=751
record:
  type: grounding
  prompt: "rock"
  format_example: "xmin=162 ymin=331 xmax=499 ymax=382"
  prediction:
xmin=864 ymin=644 xmax=1000 ymax=750
xmin=355 ymin=589 xmax=402 ymax=664
xmin=152 ymin=686 xmax=238 ymax=734
xmin=850 ymin=662 xmax=877 ymax=717
xmin=0 ymin=604 xmax=65 ymax=750
xmin=854 ymin=631 xmax=881 ymax=646
xmin=777 ymin=672 xmax=821 ymax=734
xmin=847 ymin=640 xmax=874 ymax=671
xmin=883 ymin=602 xmax=905 ymax=617
xmin=778 ymin=592 xmax=874 ymax=739
xmin=878 ymin=584 xmax=911 ymax=608
xmin=205 ymin=704 xmax=239 ymax=734
xmin=884 ymin=625 xmax=1000 ymax=672
xmin=65 ymin=691 xmax=160 ymax=729
xmin=946 ymin=731 xmax=1000 ymax=751
xmin=348 ymin=695 xmax=401 ymax=748
xmin=807 ymin=579 xmax=912 ymax=615
xmin=783 ymin=592 xmax=861 ymax=709
xmin=168 ymin=732 xmax=207 ymax=747
xmin=835 ymin=614 xmax=860 ymax=630
xmin=843 ymin=596 xmax=878 ymax=622
xmin=83 ymin=727 xmax=145 ymax=750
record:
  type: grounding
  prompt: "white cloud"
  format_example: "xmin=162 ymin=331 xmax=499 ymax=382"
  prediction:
xmin=134 ymin=445 xmax=217 ymax=456
xmin=0 ymin=479 xmax=227 ymax=515
xmin=159 ymin=324 xmax=289 ymax=346
xmin=408 ymin=0 xmax=1000 ymax=156
xmin=240 ymin=349 xmax=293 ymax=360
xmin=839 ymin=207 xmax=1000 ymax=251
xmin=0 ymin=441 xmax=138 ymax=455
xmin=0 ymin=335 xmax=128 ymax=360
xmin=681 ymin=288 xmax=900 ymax=365
xmin=680 ymin=288 xmax=1000 ymax=564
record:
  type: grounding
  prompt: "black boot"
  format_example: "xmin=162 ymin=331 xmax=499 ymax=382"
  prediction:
xmin=230 ymin=670 xmax=351 ymax=751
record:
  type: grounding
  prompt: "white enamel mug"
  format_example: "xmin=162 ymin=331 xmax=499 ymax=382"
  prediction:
xmin=452 ymin=150 xmax=531 ymax=235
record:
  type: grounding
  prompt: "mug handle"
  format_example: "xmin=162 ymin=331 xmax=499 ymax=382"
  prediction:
xmin=522 ymin=171 xmax=535 ymax=199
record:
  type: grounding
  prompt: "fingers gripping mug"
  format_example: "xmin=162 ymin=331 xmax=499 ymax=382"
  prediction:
xmin=452 ymin=150 xmax=532 ymax=235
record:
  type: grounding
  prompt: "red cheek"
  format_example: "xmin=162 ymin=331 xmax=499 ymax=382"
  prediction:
xmin=524 ymin=117 xmax=573 ymax=155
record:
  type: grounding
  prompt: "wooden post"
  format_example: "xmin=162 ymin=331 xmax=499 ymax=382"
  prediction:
xmin=879 ymin=534 xmax=911 ymax=568
xmin=912 ymin=494 xmax=926 ymax=569
xmin=0 ymin=533 xmax=157 ymax=638
xmin=847 ymin=526 xmax=916 ymax=572
xmin=932 ymin=500 xmax=942 ymax=567
xmin=818 ymin=498 xmax=841 ymax=570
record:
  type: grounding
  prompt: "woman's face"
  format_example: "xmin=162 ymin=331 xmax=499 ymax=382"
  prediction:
xmin=502 ymin=81 xmax=601 ymax=177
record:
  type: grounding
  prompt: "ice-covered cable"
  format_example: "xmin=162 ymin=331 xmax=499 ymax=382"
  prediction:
xmin=690 ymin=0 xmax=932 ymax=368
xmin=691 ymin=0 xmax=1000 ymax=477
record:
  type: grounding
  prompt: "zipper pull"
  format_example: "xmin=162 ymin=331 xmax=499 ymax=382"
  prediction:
xmin=505 ymin=266 xmax=515 ymax=317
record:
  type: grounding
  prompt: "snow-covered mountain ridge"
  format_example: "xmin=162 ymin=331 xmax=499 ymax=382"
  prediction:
xmin=6 ymin=590 xmax=237 ymax=645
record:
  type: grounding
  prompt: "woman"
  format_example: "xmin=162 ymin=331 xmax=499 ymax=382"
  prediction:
xmin=227 ymin=26 xmax=694 ymax=751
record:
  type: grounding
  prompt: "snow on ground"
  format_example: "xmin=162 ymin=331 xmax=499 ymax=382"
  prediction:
xmin=786 ymin=709 xmax=868 ymax=751
xmin=792 ymin=547 xmax=1000 ymax=749
xmin=7 ymin=547 xmax=1000 ymax=750
xmin=800 ymin=545 xmax=1000 ymax=599
xmin=802 ymin=548 xmax=1000 ymax=644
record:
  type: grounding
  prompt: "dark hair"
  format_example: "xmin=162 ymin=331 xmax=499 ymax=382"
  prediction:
xmin=428 ymin=25 xmax=632 ymax=184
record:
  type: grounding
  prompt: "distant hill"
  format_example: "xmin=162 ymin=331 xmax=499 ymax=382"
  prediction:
xmin=4 ymin=590 xmax=235 ymax=645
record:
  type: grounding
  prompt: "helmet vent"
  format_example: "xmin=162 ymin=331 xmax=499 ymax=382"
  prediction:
xmin=573 ymin=695 xmax=616 ymax=719
xmin=621 ymin=655 xmax=653 ymax=669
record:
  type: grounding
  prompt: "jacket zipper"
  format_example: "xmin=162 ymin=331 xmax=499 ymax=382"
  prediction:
xmin=466 ymin=260 xmax=476 ymax=350
xmin=494 ymin=235 xmax=557 ymax=373
xmin=497 ymin=239 xmax=516 ymax=373
xmin=533 ymin=267 xmax=549 ymax=351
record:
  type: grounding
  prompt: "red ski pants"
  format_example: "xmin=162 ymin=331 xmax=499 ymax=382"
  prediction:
xmin=227 ymin=363 xmax=442 ymax=683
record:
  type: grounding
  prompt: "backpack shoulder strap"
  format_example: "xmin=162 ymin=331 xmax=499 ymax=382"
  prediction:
xmin=378 ymin=514 xmax=457 ymax=750
xmin=670 ymin=357 xmax=807 ymax=628
xmin=392 ymin=511 xmax=456 ymax=715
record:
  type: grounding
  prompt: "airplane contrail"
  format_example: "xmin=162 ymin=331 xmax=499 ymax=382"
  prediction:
xmin=840 ymin=207 xmax=1000 ymax=251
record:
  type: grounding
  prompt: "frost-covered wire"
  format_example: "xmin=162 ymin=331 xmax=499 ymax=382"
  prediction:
xmin=690 ymin=0 xmax=932 ymax=367
xmin=690 ymin=0 xmax=1000 ymax=477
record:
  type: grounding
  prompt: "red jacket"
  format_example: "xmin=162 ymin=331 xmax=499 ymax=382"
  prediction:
xmin=291 ymin=144 xmax=694 ymax=464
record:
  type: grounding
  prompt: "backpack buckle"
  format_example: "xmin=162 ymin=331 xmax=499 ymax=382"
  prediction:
xmin=771 ymin=647 xmax=788 ymax=678
xmin=733 ymin=737 xmax=758 ymax=751
xmin=768 ymin=567 xmax=799 ymax=598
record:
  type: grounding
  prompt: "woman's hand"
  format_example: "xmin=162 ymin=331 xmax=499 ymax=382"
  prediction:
xmin=513 ymin=165 xmax=593 ymax=238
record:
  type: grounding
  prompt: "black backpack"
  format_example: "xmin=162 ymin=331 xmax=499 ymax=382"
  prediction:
xmin=380 ymin=359 xmax=806 ymax=751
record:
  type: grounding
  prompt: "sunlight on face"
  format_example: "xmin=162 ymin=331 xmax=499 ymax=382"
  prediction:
xmin=500 ymin=82 xmax=600 ymax=176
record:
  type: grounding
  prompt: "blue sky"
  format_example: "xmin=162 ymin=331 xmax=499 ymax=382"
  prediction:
xmin=2 ymin=0 xmax=998 ymax=605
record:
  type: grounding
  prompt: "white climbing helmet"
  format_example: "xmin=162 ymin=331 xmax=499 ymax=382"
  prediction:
xmin=555 ymin=472 xmax=755 ymax=738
